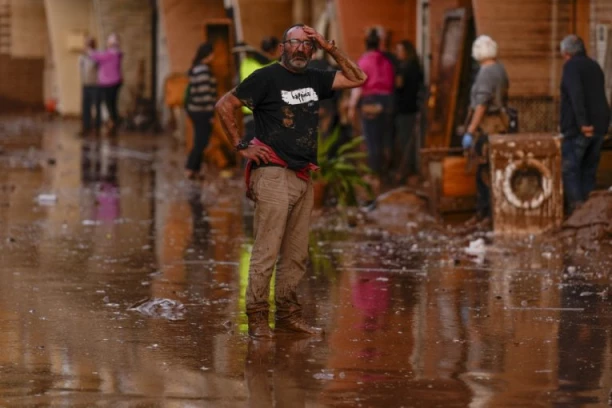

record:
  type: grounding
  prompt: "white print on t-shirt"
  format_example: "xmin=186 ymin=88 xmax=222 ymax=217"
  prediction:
xmin=281 ymin=88 xmax=319 ymax=105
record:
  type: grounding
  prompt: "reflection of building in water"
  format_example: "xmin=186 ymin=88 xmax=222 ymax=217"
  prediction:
xmin=553 ymin=252 xmax=611 ymax=406
xmin=390 ymin=242 xmax=575 ymax=406
xmin=0 ymin=132 xmax=253 ymax=403
xmin=245 ymin=336 xmax=316 ymax=408
xmin=322 ymin=268 xmax=472 ymax=406
xmin=458 ymin=241 xmax=563 ymax=406
xmin=81 ymin=139 xmax=118 ymax=185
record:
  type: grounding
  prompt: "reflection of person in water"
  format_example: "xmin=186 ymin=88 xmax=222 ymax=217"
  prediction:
xmin=351 ymin=272 xmax=390 ymax=331
xmin=81 ymin=138 xmax=120 ymax=222
xmin=555 ymin=276 xmax=608 ymax=405
xmin=186 ymin=188 xmax=210 ymax=255
xmin=82 ymin=139 xmax=118 ymax=184
xmin=245 ymin=337 xmax=312 ymax=408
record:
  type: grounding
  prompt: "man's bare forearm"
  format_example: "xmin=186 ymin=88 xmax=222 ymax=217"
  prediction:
xmin=468 ymin=105 xmax=487 ymax=134
xmin=215 ymin=91 xmax=242 ymax=146
xmin=326 ymin=45 xmax=366 ymax=83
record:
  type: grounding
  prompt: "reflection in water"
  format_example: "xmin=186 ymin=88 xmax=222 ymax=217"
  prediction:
xmin=0 ymin=121 xmax=610 ymax=406
xmin=81 ymin=138 xmax=118 ymax=185
xmin=553 ymin=252 xmax=611 ymax=407
xmin=245 ymin=337 xmax=316 ymax=408
xmin=81 ymin=138 xmax=121 ymax=225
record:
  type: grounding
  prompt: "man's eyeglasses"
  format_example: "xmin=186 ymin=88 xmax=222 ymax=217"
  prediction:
xmin=283 ymin=39 xmax=315 ymax=50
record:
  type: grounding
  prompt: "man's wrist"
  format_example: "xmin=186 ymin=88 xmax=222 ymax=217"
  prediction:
xmin=323 ymin=39 xmax=336 ymax=53
xmin=234 ymin=140 xmax=249 ymax=151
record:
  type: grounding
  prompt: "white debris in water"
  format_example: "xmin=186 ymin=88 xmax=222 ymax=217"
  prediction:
xmin=465 ymin=238 xmax=487 ymax=264
xmin=36 ymin=194 xmax=57 ymax=204
xmin=82 ymin=220 xmax=101 ymax=226
xmin=579 ymin=291 xmax=594 ymax=297
xmin=375 ymin=277 xmax=389 ymax=282
xmin=128 ymin=297 xmax=186 ymax=321
xmin=541 ymin=252 xmax=552 ymax=259
xmin=313 ymin=371 xmax=334 ymax=380
xmin=465 ymin=238 xmax=486 ymax=255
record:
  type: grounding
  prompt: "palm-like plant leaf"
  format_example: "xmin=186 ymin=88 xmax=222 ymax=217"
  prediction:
xmin=316 ymin=126 xmax=373 ymax=208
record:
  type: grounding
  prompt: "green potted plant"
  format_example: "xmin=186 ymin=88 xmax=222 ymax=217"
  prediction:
xmin=313 ymin=126 xmax=374 ymax=208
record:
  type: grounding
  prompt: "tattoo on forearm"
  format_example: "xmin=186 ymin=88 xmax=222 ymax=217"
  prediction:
xmin=217 ymin=95 xmax=241 ymax=145
xmin=327 ymin=46 xmax=366 ymax=82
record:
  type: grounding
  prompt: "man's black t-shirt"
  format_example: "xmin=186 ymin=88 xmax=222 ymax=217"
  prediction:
xmin=234 ymin=63 xmax=336 ymax=170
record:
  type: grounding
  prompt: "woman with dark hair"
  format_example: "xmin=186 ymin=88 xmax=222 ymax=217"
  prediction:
xmin=348 ymin=28 xmax=395 ymax=182
xmin=393 ymin=39 xmax=423 ymax=183
xmin=185 ymin=42 xmax=217 ymax=180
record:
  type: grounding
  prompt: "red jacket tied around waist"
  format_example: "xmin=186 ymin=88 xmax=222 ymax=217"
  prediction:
xmin=244 ymin=138 xmax=319 ymax=200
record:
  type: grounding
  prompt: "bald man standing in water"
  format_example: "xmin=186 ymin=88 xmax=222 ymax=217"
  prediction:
xmin=215 ymin=24 xmax=367 ymax=338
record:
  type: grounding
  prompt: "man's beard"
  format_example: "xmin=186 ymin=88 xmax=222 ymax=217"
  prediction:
xmin=282 ymin=51 xmax=309 ymax=72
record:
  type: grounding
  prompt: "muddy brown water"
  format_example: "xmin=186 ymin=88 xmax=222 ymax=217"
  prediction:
xmin=0 ymin=117 xmax=610 ymax=407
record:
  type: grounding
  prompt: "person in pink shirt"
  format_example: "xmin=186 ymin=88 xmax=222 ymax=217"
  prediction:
xmin=89 ymin=33 xmax=123 ymax=135
xmin=349 ymin=28 xmax=395 ymax=180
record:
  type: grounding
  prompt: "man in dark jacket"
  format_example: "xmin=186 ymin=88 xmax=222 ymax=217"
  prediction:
xmin=559 ymin=34 xmax=610 ymax=214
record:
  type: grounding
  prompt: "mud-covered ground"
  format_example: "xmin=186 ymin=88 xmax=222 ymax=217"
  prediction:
xmin=0 ymin=117 xmax=610 ymax=407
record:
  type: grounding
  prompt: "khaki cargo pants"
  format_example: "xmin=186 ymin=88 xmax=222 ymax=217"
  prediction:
xmin=246 ymin=166 xmax=313 ymax=319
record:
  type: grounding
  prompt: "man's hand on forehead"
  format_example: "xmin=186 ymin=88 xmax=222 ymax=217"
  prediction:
xmin=302 ymin=26 xmax=332 ymax=52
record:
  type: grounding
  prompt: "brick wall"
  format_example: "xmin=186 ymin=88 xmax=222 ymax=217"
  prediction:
xmin=473 ymin=0 xmax=573 ymax=98
xmin=160 ymin=0 xmax=226 ymax=74
xmin=44 ymin=0 xmax=98 ymax=115
xmin=0 ymin=55 xmax=44 ymax=111
xmin=93 ymin=0 xmax=153 ymax=114
xmin=591 ymin=0 xmax=612 ymax=46
xmin=336 ymin=0 xmax=417 ymax=61
xmin=0 ymin=0 xmax=44 ymax=111
xmin=10 ymin=0 xmax=47 ymax=58
xmin=237 ymin=0 xmax=292 ymax=47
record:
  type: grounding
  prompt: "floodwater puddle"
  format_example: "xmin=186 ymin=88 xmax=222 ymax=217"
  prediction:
xmin=0 ymin=118 xmax=610 ymax=407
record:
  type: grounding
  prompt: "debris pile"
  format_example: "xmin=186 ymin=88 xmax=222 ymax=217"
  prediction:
xmin=559 ymin=190 xmax=612 ymax=245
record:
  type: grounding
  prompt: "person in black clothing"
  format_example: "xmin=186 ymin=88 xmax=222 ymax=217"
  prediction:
xmin=185 ymin=43 xmax=217 ymax=180
xmin=215 ymin=24 xmax=366 ymax=339
xmin=393 ymin=40 xmax=423 ymax=183
xmin=559 ymin=35 xmax=611 ymax=215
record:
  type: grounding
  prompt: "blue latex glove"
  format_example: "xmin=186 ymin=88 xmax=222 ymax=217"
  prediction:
xmin=462 ymin=133 xmax=473 ymax=149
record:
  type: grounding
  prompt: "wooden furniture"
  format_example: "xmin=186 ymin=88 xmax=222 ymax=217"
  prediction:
xmin=424 ymin=8 xmax=472 ymax=149
xmin=420 ymin=7 xmax=477 ymax=215
xmin=420 ymin=147 xmax=477 ymax=214
xmin=489 ymin=133 xmax=563 ymax=234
